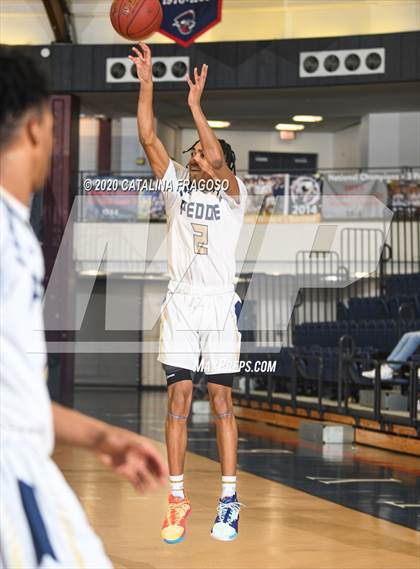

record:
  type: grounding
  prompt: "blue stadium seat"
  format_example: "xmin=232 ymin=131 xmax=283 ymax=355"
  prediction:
xmin=388 ymin=294 xmax=420 ymax=320
xmin=347 ymin=297 xmax=389 ymax=321
xmin=294 ymin=319 xmax=401 ymax=352
xmin=383 ymin=272 xmax=420 ymax=296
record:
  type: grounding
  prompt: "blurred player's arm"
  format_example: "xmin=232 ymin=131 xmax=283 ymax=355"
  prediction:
xmin=187 ymin=65 xmax=240 ymax=199
xmin=52 ymin=402 xmax=167 ymax=493
xmin=129 ymin=43 xmax=169 ymax=179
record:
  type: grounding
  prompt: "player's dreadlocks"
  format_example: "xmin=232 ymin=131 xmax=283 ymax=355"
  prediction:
xmin=184 ymin=139 xmax=237 ymax=174
xmin=0 ymin=46 xmax=49 ymax=148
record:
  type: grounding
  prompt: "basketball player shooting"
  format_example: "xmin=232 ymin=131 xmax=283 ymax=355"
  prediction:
xmin=130 ymin=43 xmax=247 ymax=544
xmin=0 ymin=46 xmax=167 ymax=568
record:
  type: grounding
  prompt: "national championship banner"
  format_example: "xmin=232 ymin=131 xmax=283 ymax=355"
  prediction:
xmin=159 ymin=0 xmax=223 ymax=47
xmin=387 ymin=180 xmax=420 ymax=208
xmin=322 ymin=177 xmax=388 ymax=219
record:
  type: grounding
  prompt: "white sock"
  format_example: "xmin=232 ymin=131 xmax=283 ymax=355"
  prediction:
xmin=169 ymin=474 xmax=185 ymax=499
xmin=221 ymin=476 xmax=237 ymax=498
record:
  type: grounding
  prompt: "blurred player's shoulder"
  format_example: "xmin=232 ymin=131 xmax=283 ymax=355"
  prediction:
xmin=0 ymin=186 xmax=29 ymax=221
xmin=0 ymin=187 xmax=25 ymax=255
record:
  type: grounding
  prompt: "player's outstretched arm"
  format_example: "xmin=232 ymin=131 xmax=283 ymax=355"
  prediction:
xmin=52 ymin=402 xmax=167 ymax=493
xmin=187 ymin=65 xmax=240 ymax=198
xmin=129 ymin=42 xmax=170 ymax=179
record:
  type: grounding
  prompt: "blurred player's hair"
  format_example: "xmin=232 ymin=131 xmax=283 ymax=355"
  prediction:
xmin=0 ymin=45 xmax=49 ymax=148
xmin=184 ymin=139 xmax=237 ymax=174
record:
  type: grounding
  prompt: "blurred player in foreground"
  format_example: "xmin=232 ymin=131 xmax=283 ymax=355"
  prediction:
xmin=0 ymin=46 xmax=167 ymax=568
xmin=130 ymin=43 xmax=247 ymax=544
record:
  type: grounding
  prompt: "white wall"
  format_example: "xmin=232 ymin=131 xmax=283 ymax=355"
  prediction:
xmin=333 ymin=123 xmax=362 ymax=169
xmin=119 ymin=118 xmax=146 ymax=173
xmin=180 ymin=129 xmax=334 ymax=172
xmin=117 ymin=118 xmax=180 ymax=174
xmin=79 ymin=117 xmax=99 ymax=172
xmin=399 ymin=113 xmax=420 ymax=167
xmin=111 ymin=119 xmax=122 ymax=172
xmin=362 ymin=112 xmax=420 ymax=168
xmin=156 ymin=121 xmax=181 ymax=161
xmin=79 ymin=117 xmax=177 ymax=174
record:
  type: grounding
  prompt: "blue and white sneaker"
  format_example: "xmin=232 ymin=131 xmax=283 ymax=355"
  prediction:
xmin=211 ymin=493 xmax=241 ymax=541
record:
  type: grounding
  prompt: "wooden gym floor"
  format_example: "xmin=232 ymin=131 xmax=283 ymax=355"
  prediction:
xmin=55 ymin=441 xmax=419 ymax=569
xmin=52 ymin=388 xmax=420 ymax=569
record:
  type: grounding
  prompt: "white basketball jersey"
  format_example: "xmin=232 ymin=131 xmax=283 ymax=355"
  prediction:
xmin=0 ymin=187 xmax=53 ymax=456
xmin=162 ymin=160 xmax=247 ymax=290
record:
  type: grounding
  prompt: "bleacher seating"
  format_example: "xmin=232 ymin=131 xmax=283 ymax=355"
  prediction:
xmin=337 ymin=294 xmax=420 ymax=322
xmin=294 ymin=318 xmax=420 ymax=352
xmin=240 ymin=274 xmax=419 ymax=412
xmin=382 ymin=272 xmax=420 ymax=297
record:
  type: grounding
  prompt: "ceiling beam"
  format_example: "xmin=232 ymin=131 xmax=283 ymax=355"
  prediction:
xmin=41 ymin=0 xmax=76 ymax=43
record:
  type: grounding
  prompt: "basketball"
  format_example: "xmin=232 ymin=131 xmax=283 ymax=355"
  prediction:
xmin=110 ymin=0 xmax=163 ymax=41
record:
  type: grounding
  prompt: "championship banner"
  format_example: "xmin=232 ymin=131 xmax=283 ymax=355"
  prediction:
xmin=289 ymin=175 xmax=322 ymax=216
xmin=81 ymin=176 xmax=152 ymax=222
xmin=159 ymin=0 xmax=223 ymax=47
xmin=322 ymin=177 xmax=388 ymax=219
xmin=243 ymin=174 xmax=321 ymax=217
xmin=388 ymin=180 xmax=420 ymax=208
xmin=243 ymin=174 xmax=288 ymax=216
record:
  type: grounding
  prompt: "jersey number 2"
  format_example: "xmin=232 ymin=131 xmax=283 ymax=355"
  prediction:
xmin=191 ymin=223 xmax=208 ymax=255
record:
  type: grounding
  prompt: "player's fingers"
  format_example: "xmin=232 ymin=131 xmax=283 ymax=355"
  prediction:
xmin=201 ymin=64 xmax=208 ymax=82
xmin=116 ymin=464 xmax=139 ymax=488
xmin=131 ymin=442 xmax=168 ymax=478
xmin=135 ymin=463 xmax=159 ymax=492
xmin=97 ymin=452 xmax=113 ymax=467
xmin=140 ymin=42 xmax=151 ymax=60
xmin=186 ymin=75 xmax=193 ymax=88
xmin=122 ymin=459 xmax=152 ymax=494
xmin=144 ymin=452 xmax=168 ymax=483
xmin=194 ymin=66 xmax=199 ymax=83
xmin=131 ymin=47 xmax=144 ymax=61
xmin=150 ymin=459 xmax=169 ymax=486
xmin=118 ymin=462 xmax=148 ymax=494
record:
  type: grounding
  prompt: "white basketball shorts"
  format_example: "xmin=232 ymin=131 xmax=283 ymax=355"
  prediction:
xmin=158 ymin=284 xmax=242 ymax=375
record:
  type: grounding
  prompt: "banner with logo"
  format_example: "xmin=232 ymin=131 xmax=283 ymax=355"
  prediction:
xmin=81 ymin=176 xmax=165 ymax=222
xmin=243 ymin=174 xmax=288 ymax=216
xmin=289 ymin=175 xmax=322 ymax=215
xmin=322 ymin=178 xmax=388 ymax=219
xmin=159 ymin=0 xmax=223 ymax=47
xmin=387 ymin=180 xmax=420 ymax=208
xmin=243 ymin=174 xmax=321 ymax=217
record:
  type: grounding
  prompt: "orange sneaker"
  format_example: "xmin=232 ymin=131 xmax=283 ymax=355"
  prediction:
xmin=161 ymin=494 xmax=191 ymax=544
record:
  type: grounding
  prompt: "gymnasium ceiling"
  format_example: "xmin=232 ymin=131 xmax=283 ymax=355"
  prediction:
xmin=2 ymin=1 xmax=419 ymax=133
xmin=78 ymin=81 xmax=420 ymax=132
xmin=1 ymin=1 xmax=419 ymax=45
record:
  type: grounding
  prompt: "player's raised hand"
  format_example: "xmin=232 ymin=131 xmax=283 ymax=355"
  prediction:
xmin=187 ymin=64 xmax=208 ymax=108
xmin=95 ymin=428 xmax=168 ymax=494
xmin=129 ymin=42 xmax=152 ymax=84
